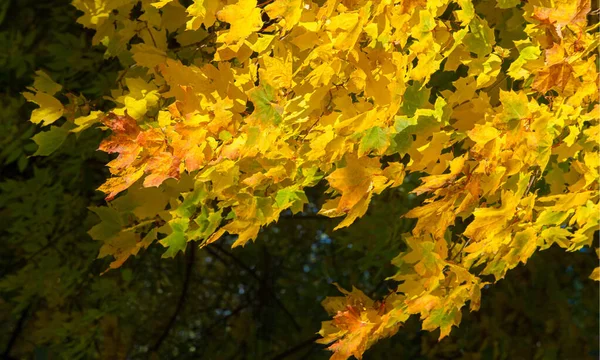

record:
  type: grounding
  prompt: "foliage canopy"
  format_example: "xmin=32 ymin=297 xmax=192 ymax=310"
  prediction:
xmin=7 ymin=0 xmax=600 ymax=358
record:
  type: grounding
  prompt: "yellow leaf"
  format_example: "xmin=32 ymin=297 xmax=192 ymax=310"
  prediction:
xmin=24 ymin=91 xmax=64 ymax=126
xmin=265 ymin=0 xmax=303 ymax=31
xmin=464 ymin=190 xmax=521 ymax=242
xmin=186 ymin=0 xmax=221 ymax=30
xmin=216 ymin=0 xmax=263 ymax=44
xmin=326 ymin=155 xmax=381 ymax=212
xmin=590 ymin=267 xmax=600 ymax=281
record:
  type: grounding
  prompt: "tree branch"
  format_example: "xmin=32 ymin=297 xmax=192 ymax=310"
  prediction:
xmin=150 ymin=245 xmax=195 ymax=353
xmin=270 ymin=334 xmax=321 ymax=360
xmin=2 ymin=303 xmax=31 ymax=359
xmin=278 ymin=214 xmax=330 ymax=220
xmin=207 ymin=245 xmax=302 ymax=331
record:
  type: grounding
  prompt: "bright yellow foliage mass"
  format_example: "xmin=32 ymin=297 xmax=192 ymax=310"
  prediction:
xmin=27 ymin=0 xmax=599 ymax=358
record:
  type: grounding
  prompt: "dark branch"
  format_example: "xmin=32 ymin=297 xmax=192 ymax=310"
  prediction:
xmin=150 ymin=245 xmax=195 ymax=353
xmin=270 ymin=334 xmax=321 ymax=360
xmin=2 ymin=303 xmax=31 ymax=359
xmin=207 ymin=245 xmax=302 ymax=331
xmin=278 ymin=214 xmax=330 ymax=220
xmin=202 ymin=302 xmax=249 ymax=338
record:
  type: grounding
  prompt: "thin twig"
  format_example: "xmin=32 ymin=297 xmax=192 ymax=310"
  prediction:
xmin=524 ymin=168 xmax=540 ymax=195
xmin=144 ymin=21 xmax=157 ymax=47
xmin=270 ymin=334 xmax=322 ymax=360
xmin=171 ymin=33 xmax=216 ymax=53
xmin=450 ymin=237 xmax=471 ymax=262
xmin=207 ymin=245 xmax=302 ymax=331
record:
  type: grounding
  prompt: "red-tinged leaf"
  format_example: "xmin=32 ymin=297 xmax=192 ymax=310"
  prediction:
xmin=136 ymin=128 xmax=166 ymax=153
xmin=101 ymin=113 xmax=140 ymax=136
xmin=143 ymin=152 xmax=181 ymax=187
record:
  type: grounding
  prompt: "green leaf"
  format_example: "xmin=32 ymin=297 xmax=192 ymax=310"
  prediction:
xmin=390 ymin=132 xmax=413 ymax=155
xmin=249 ymin=84 xmax=283 ymax=124
xmin=160 ymin=218 xmax=189 ymax=258
xmin=463 ymin=17 xmax=495 ymax=57
xmin=32 ymin=70 xmax=62 ymax=95
xmin=31 ymin=125 xmax=69 ymax=156
xmin=496 ymin=0 xmax=520 ymax=9
xmin=276 ymin=187 xmax=308 ymax=213
xmin=536 ymin=210 xmax=571 ymax=227
xmin=507 ymin=45 xmax=541 ymax=79
xmin=300 ymin=166 xmax=323 ymax=187
xmin=401 ymin=81 xmax=430 ymax=117
xmin=359 ymin=127 xmax=388 ymax=156
xmin=219 ymin=130 xmax=233 ymax=141
xmin=191 ymin=208 xmax=222 ymax=240
xmin=175 ymin=186 xmax=207 ymax=218
xmin=499 ymin=90 xmax=529 ymax=123
xmin=88 ymin=206 xmax=123 ymax=241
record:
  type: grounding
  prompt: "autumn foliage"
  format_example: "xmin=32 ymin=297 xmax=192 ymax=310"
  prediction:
xmin=25 ymin=0 xmax=599 ymax=358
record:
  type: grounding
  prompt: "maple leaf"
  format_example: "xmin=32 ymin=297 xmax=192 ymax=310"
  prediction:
xmin=186 ymin=0 xmax=221 ymax=30
xmin=326 ymin=6 xmax=369 ymax=51
xmin=401 ymin=81 xmax=430 ymax=117
xmin=24 ymin=91 xmax=64 ymax=126
xmin=275 ymin=186 xmax=308 ymax=213
xmin=463 ymin=17 xmax=495 ymax=57
xmin=89 ymin=206 xmax=158 ymax=270
xmin=160 ymin=218 xmax=189 ymax=258
xmin=533 ymin=0 xmax=591 ymax=37
xmin=32 ymin=70 xmax=62 ymax=95
xmin=101 ymin=113 xmax=141 ymax=135
xmin=143 ymin=152 xmax=181 ymax=187
xmin=532 ymin=45 xmax=575 ymax=93
xmin=170 ymin=126 xmax=209 ymax=172
xmin=464 ymin=190 xmax=521 ymax=242
xmin=319 ymin=285 xmax=402 ymax=360
xmin=28 ymin=1 xmax=600 ymax=358
xmin=264 ymin=0 xmax=303 ymax=31
xmin=98 ymin=168 xmax=146 ymax=201
xmin=248 ymin=84 xmax=284 ymax=124
xmin=31 ymin=125 xmax=70 ymax=156
xmin=421 ymin=307 xmax=461 ymax=340
xmin=326 ymin=155 xmax=382 ymax=213
xmin=358 ymin=127 xmax=389 ymax=156
xmin=216 ymin=0 xmax=263 ymax=44
xmin=498 ymin=90 xmax=530 ymax=124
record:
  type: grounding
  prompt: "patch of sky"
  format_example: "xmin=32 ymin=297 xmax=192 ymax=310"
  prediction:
xmin=307 ymin=203 xmax=319 ymax=214
xmin=319 ymin=232 xmax=332 ymax=244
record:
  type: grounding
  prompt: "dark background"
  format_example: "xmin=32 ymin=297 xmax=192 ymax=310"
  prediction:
xmin=1 ymin=1 xmax=598 ymax=359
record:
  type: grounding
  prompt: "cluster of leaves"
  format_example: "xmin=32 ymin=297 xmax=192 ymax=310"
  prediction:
xmin=2 ymin=5 xmax=422 ymax=357
xmin=3 ymin=1 xmax=419 ymax=358
xmin=18 ymin=0 xmax=600 ymax=359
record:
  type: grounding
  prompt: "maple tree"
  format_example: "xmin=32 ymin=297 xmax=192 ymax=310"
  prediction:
xmin=20 ymin=0 xmax=599 ymax=358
